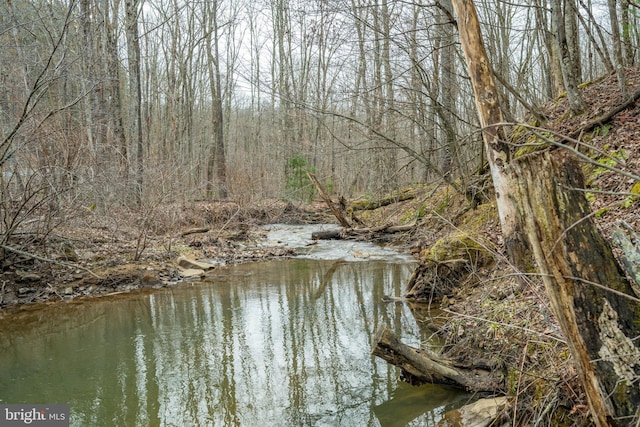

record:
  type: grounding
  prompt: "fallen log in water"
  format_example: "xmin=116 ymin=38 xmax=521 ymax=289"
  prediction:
xmin=311 ymin=224 xmax=414 ymax=240
xmin=311 ymin=230 xmax=343 ymax=240
xmin=371 ymin=326 xmax=505 ymax=393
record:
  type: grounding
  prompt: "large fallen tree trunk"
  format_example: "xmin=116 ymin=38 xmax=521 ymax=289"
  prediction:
xmin=350 ymin=189 xmax=419 ymax=211
xmin=371 ymin=326 xmax=505 ymax=392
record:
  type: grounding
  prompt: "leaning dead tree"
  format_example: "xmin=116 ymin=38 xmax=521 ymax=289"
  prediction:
xmin=449 ymin=0 xmax=640 ymax=425
xmin=306 ymin=172 xmax=351 ymax=228
xmin=307 ymin=172 xmax=417 ymax=241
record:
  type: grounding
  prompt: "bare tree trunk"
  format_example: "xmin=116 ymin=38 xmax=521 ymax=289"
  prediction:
xmin=124 ymin=0 xmax=143 ymax=204
xmin=576 ymin=0 xmax=614 ymax=75
xmin=380 ymin=0 xmax=397 ymax=188
xmin=272 ymin=0 xmax=294 ymax=158
xmin=550 ymin=0 xmax=587 ymax=115
xmin=204 ymin=0 xmax=228 ymax=200
xmin=104 ymin=0 xmax=128 ymax=179
xmin=350 ymin=0 xmax=371 ymax=191
xmin=449 ymin=0 xmax=523 ymax=263
xmin=620 ymin=0 xmax=634 ymax=66
xmin=407 ymin=4 xmax=428 ymax=183
xmin=436 ymin=0 xmax=458 ymax=180
xmin=565 ymin=0 xmax=582 ymax=83
xmin=535 ymin=0 xmax=565 ymax=98
xmin=371 ymin=0 xmax=385 ymax=189
xmin=80 ymin=0 xmax=98 ymax=156
xmin=451 ymin=0 xmax=640 ymax=424
xmin=608 ymin=0 xmax=628 ymax=98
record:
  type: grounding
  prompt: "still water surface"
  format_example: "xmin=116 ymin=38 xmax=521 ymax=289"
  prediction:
xmin=0 ymin=226 xmax=465 ymax=426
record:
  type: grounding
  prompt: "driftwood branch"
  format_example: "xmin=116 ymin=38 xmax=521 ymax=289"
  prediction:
xmin=0 ymin=243 xmax=104 ymax=279
xmin=372 ymin=326 xmax=505 ymax=392
xmin=569 ymin=85 xmax=640 ymax=139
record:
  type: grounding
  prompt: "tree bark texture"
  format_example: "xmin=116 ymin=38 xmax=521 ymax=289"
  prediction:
xmin=205 ymin=0 xmax=228 ymax=200
xmin=611 ymin=223 xmax=640 ymax=291
xmin=507 ymin=150 xmax=640 ymax=425
xmin=450 ymin=0 xmax=532 ymax=272
xmin=608 ymin=0 xmax=628 ymax=98
xmin=535 ymin=0 xmax=565 ymax=98
xmin=104 ymin=0 xmax=128 ymax=177
xmin=124 ymin=0 xmax=144 ymax=204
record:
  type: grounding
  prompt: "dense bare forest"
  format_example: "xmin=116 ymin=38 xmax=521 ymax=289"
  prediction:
xmin=4 ymin=0 xmax=637 ymax=217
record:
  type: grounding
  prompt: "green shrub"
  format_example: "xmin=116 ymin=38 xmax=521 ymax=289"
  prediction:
xmin=285 ymin=154 xmax=316 ymax=202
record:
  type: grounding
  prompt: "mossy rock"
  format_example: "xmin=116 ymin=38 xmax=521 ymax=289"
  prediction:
xmin=421 ymin=233 xmax=492 ymax=268
xmin=408 ymin=220 xmax=495 ymax=299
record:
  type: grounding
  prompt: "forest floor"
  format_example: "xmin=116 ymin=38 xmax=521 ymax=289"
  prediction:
xmin=1 ymin=68 xmax=639 ymax=425
xmin=0 ymin=200 xmax=338 ymax=309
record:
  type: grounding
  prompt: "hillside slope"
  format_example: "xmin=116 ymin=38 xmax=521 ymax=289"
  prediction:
xmin=370 ymin=67 xmax=640 ymax=425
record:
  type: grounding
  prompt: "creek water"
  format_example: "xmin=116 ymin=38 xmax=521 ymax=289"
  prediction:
xmin=0 ymin=225 xmax=466 ymax=426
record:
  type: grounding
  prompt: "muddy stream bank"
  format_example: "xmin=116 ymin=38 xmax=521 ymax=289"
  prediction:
xmin=0 ymin=224 xmax=471 ymax=426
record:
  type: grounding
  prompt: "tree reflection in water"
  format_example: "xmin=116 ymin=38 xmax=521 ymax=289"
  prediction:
xmin=0 ymin=258 xmax=465 ymax=426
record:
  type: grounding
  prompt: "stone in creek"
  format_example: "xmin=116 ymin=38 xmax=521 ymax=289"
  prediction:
xmin=438 ymin=397 xmax=510 ymax=427
xmin=178 ymin=268 xmax=206 ymax=279
xmin=176 ymin=256 xmax=215 ymax=271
